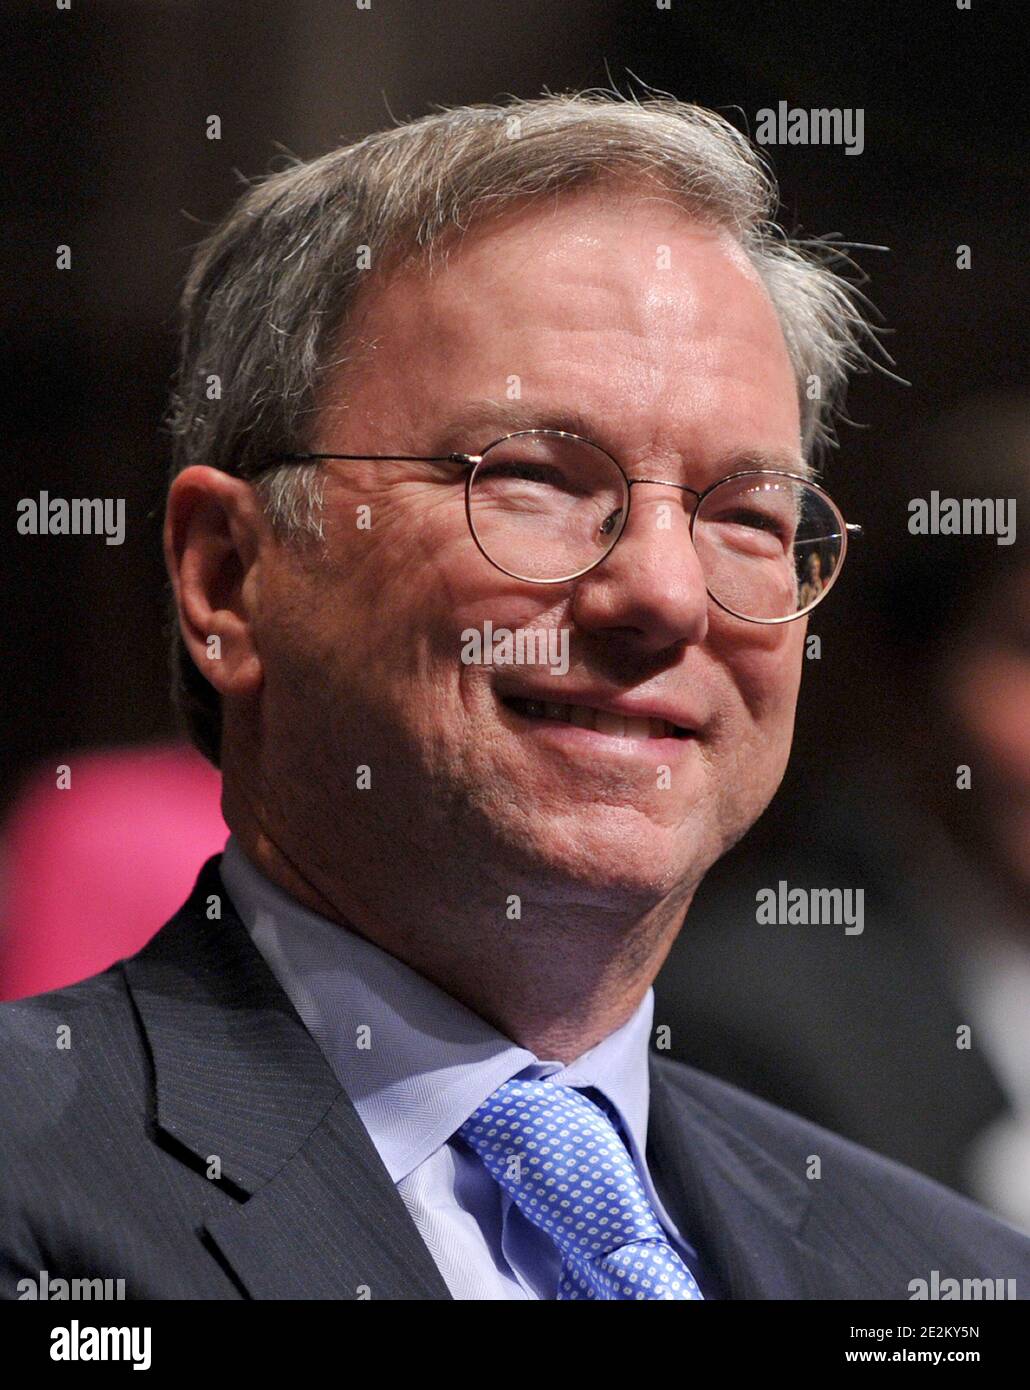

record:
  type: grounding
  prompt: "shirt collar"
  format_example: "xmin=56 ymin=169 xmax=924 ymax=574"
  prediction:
xmin=219 ymin=835 xmax=657 ymax=1183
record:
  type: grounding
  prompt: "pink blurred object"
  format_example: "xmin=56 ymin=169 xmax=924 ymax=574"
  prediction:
xmin=0 ymin=744 xmax=227 ymax=1000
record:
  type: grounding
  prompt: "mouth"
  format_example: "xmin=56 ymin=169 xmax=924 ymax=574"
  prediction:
xmin=500 ymin=695 xmax=695 ymax=742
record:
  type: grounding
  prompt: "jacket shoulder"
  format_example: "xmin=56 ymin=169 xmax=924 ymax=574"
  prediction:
xmin=0 ymin=963 xmax=145 ymax=1122
xmin=652 ymin=1052 xmax=1030 ymax=1271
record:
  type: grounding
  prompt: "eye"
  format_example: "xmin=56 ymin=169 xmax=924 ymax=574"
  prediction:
xmin=715 ymin=507 xmax=791 ymax=539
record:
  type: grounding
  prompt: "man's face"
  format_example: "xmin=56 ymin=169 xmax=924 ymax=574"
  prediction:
xmin=251 ymin=188 xmax=806 ymax=908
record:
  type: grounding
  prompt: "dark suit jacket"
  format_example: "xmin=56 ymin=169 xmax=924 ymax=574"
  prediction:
xmin=1 ymin=855 xmax=1027 ymax=1300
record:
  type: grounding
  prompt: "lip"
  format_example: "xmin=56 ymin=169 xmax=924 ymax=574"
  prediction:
xmin=492 ymin=679 xmax=704 ymax=736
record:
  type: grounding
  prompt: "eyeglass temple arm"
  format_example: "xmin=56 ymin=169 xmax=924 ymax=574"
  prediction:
xmin=801 ymin=525 xmax=863 ymax=544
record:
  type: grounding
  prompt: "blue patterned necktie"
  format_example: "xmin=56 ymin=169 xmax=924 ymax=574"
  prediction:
xmin=458 ymin=1076 xmax=703 ymax=1300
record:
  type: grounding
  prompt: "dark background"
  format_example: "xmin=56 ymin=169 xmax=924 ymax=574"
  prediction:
xmin=3 ymin=0 xmax=1025 ymax=813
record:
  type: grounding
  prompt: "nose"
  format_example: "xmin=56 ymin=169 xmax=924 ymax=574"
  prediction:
xmin=570 ymin=481 xmax=710 ymax=652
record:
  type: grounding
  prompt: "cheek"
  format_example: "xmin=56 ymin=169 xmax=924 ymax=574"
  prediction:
xmin=287 ymin=496 xmax=474 ymax=697
xmin=326 ymin=488 xmax=469 ymax=607
xmin=274 ymin=511 xmax=540 ymax=733
xmin=705 ymin=629 xmax=803 ymax=842
xmin=714 ymin=619 xmax=806 ymax=739
xmin=321 ymin=492 xmax=571 ymax=675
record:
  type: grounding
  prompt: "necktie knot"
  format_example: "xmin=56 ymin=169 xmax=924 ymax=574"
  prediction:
xmin=459 ymin=1077 xmax=703 ymax=1299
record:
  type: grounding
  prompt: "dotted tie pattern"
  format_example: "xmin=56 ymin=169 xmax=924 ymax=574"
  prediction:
xmin=458 ymin=1077 xmax=703 ymax=1300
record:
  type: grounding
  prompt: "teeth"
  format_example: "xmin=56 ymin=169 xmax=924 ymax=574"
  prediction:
xmin=594 ymin=710 xmax=627 ymax=738
xmin=507 ymin=698 xmax=685 ymax=740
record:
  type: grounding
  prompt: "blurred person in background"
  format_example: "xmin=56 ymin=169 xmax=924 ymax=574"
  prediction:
xmin=656 ymin=393 xmax=1030 ymax=1229
xmin=797 ymin=551 xmax=825 ymax=609
xmin=0 ymin=745 xmax=226 ymax=1001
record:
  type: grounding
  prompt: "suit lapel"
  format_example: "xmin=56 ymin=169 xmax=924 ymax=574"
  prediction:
xmin=647 ymin=1054 xmax=855 ymax=1299
xmin=123 ymin=855 xmax=451 ymax=1300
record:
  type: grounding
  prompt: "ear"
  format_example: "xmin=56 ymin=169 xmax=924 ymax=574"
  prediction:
xmin=164 ymin=467 xmax=267 ymax=700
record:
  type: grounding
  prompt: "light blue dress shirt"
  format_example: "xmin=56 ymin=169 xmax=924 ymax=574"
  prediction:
xmin=219 ymin=835 xmax=700 ymax=1299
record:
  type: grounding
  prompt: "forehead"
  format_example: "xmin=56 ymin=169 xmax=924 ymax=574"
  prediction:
xmin=325 ymin=186 xmax=800 ymax=461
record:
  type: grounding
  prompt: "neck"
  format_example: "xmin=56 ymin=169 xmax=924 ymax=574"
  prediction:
xmin=226 ymin=802 xmax=694 ymax=1065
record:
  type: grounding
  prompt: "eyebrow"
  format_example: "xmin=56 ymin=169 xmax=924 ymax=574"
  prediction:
xmin=433 ymin=401 xmax=812 ymax=479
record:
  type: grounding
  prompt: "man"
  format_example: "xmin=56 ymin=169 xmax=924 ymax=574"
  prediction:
xmin=2 ymin=93 xmax=1027 ymax=1300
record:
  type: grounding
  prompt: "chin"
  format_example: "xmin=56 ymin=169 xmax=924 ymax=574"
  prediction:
xmin=498 ymin=808 xmax=714 ymax=906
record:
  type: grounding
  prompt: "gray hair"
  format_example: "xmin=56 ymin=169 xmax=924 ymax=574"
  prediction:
xmin=166 ymin=89 xmax=882 ymax=766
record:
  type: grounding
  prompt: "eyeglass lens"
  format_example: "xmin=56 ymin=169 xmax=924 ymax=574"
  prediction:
xmin=466 ymin=431 xmax=845 ymax=620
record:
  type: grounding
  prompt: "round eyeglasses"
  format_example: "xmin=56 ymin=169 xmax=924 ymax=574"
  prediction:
xmin=265 ymin=429 xmax=862 ymax=624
